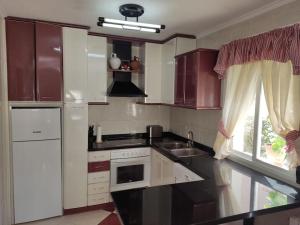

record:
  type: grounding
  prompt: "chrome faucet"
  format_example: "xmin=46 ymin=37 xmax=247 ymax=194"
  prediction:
xmin=187 ymin=131 xmax=194 ymax=148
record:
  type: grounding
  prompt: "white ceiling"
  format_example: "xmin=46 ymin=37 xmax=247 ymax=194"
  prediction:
xmin=0 ymin=0 xmax=294 ymax=40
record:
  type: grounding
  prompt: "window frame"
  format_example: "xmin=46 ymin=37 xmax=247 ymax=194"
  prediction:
xmin=230 ymin=83 xmax=296 ymax=186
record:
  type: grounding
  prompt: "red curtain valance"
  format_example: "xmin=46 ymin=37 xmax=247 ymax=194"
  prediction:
xmin=214 ymin=24 xmax=300 ymax=79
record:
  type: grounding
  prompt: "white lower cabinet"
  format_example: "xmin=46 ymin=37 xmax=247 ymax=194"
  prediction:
xmin=88 ymin=171 xmax=110 ymax=184
xmin=151 ymin=150 xmax=204 ymax=186
xmin=87 ymin=151 xmax=111 ymax=206
xmin=88 ymin=193 xmax=110 ymax=206
xmin=174 ymin=163 xmax=203 ymax=183
xmin=88 ymin=182 xmax=110 ymax=195
xmin=151 ymin=150 xmax=175 ymax=186
xmin=88 ymin=151 xmax=111 ymax=162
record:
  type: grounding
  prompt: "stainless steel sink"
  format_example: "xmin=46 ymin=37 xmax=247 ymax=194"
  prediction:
xmin=170 ymin=148 xmax=206 ymax=158
xmin=157 ymin=141 xmax=207 ymax=158
xmin=161 ymin=142 xmax=188 ymax=150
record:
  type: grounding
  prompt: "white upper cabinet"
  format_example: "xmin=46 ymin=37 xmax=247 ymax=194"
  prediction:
xmin=87 ymin=35 xmax=107 ymax=103
xmin=175 ymin=37 xmax=196 ymax=56
xmin=63 ymin=27 xmax=88 ymax=102
xmin=161 ymin=38 xmax=176 ymax=104
xmin=161 ymin=37 xmax=196 ymax=104
xmin=143 ymin=43 xmax=162 ymax=103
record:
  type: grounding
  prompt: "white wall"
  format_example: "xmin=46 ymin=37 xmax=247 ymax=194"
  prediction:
xmin=197 ymin=1 xmax=300 ymax=49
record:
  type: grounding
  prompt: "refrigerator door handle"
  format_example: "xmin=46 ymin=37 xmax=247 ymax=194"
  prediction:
xmin=32 ymin=130 xmax=42 ymax=134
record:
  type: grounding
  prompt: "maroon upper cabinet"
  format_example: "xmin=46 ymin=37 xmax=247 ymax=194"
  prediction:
xmin=184 ymin=52 xmax=198 ymax=107
xmin=196 ymin=50 xmax=221 ymax=108
xmin=35 ymin=22 xmax=63 ymax=101
xmin=174 ymin=49 xmax=221 ymax=109
xmin=6 ymin=19 xmax=36 ymax=101
xmin=174 ymin=55 xmax=186 ymax=105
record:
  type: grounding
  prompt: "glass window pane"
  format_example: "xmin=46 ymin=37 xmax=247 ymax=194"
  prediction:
xmin=257 ymin=88 xmax=288 ymax=170
xmin=232 ymin=100 xmax=255 ymax=155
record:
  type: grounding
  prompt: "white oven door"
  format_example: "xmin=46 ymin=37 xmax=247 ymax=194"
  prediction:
xmin=110 ymin=156 xmax=150 ymax=192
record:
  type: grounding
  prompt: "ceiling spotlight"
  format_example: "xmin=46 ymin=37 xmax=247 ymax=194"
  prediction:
xmin=97 ymin=4 xmax=165 ymax=33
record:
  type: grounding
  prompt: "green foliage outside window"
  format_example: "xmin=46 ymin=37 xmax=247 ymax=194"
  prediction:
xmin=264 ymin=191 xmax=287 ymax=208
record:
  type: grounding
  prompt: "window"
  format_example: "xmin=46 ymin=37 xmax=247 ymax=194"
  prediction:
xmin=232 ymin=86 xmax=288 ymax=171
xmin=232 ymin=100 xmax=255 ymax=157
xmin=257 ymin=89 xmax=288 ymax=169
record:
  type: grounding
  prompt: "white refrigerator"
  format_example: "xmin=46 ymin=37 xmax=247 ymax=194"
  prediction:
xmin=12 ymin=108 xmax=62 ymax=224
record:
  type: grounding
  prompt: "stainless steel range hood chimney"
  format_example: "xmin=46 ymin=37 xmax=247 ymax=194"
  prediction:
xmin=107 ymin=40 xmax=147 ymax=97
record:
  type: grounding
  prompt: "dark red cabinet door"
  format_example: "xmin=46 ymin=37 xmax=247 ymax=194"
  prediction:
xmin=6 ymin=20 xmax=35 ymax=101
xmin=184 ymin=52 xmax=197 ymax=107
xmin=35 ymin=22 xmax=63 ymax=101
xmin=197 ymin=50 xmax=221 ymax=108
xmin=174 ymin=56 xmax=186 ymax=105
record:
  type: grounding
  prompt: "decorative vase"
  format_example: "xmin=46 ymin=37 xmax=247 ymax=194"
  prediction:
xmin=130 ymin=56 xmax=140 ymax=71
xmin=109 ymin=53 xmax=121 ymax=70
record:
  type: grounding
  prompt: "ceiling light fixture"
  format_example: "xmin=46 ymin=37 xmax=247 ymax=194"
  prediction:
xmin=102 ymin=23 xmax=123 ymax=29
xmin=97 ymin=4 xmax=165 ymax=33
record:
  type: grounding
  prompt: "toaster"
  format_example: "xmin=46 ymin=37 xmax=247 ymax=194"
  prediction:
xmin=147 ymin=125 xmax=163 ymax=138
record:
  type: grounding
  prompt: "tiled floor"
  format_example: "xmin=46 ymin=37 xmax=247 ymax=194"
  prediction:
xmin=23 ymin=209 xmax=115 ymax=225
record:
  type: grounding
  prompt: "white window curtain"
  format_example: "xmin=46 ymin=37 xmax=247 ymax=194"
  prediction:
xmin=213 ymin=62 xmax=261 ymax=159
xmin=214 ymin=60 xmax=300 ymax=169
xmin=261 ymin=61 xmax=300 ymax=168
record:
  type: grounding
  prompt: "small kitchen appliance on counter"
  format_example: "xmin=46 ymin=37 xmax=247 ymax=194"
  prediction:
xmin=146 ymin=125 xmax=163 ymax=138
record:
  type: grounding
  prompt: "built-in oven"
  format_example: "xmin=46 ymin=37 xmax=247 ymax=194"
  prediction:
xmin=110 ymin=147 xmax=151 ymax=192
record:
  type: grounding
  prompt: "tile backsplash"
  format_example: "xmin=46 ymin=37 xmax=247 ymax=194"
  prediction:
xmin=88 ymin=98 xmax=170 ymax=135
xmin=170 ymin=108 xmax=221 ymax=147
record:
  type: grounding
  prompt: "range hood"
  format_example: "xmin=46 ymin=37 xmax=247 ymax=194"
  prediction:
xmin=107 ymin=40 xmax=147 ymax=97
xmin=107 ymin=73 xmax=147 ymax=97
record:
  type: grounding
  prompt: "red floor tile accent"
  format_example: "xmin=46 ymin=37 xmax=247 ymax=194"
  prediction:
xmin=101 ymin=202 xmax=115 ymax=212
xmin=64 ymin=202 xmax=115 ymax=215
xmin=98 ymin=213 xmax=122 ymax=225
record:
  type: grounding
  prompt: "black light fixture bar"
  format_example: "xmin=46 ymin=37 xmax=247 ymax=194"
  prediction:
xmin=97 ymin=4 xmax=165 ymax=34
xmin=97 ymin=18 xmax=161 ymax=33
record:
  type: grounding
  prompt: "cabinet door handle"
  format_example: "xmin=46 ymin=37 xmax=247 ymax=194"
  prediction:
xmin=32 ymin=130 xmax=42 ymax=134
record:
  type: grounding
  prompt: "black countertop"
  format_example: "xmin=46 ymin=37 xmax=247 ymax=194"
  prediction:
xmin=89 ymin=132 xmax=214 ymax=155
xmin=91 ymin=133 xmax=300 ymax=225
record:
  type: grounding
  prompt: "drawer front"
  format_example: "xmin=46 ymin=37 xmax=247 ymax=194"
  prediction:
xmin=88 ymin=193 xmax=109 ymax=206
xmin=88 ymin=161 xmax=110 ymax=173
xmin=88 ymin=171 xmax=110 ymax=184
xmin=88 ymin=182 xmax=109 ymax=195
xmin=88 ymin=151 xmax=110 ymax=162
